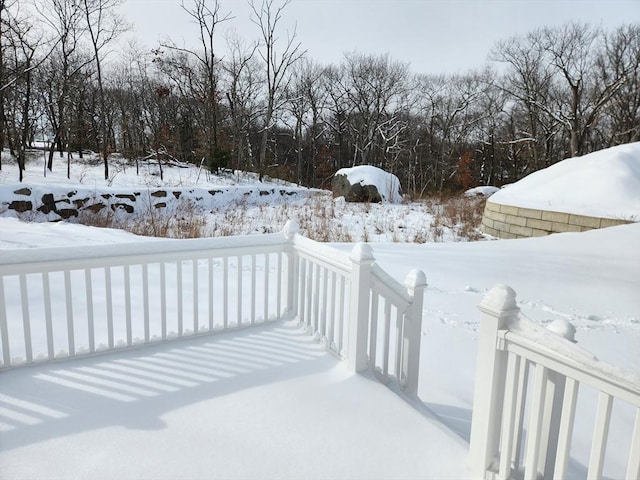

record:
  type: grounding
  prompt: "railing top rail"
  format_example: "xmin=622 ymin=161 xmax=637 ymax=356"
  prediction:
xmin=501 ymin=316 xmax=640 ymax=406
xmin=0 ymin=231 xmax=288 ymax=274
xmin=292 ymin=234 xmax=352 ymax=275
xmin=371 ymin=264 xmax=412 ymax=307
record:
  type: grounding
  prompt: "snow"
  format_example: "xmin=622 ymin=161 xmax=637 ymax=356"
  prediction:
xmin=489 ymin=142 xmax=640 ymax=220
xmin=464 ymin=185 xmax=499 ymax=197
xmin=0 ymin=217 xmax=144 ymax=249
xmin=546 ymin=318 xmax=577 ymax=342
xmin=1 ymin=218 xmax=638 ymax=479
xmin=0 ymin=155 xmax=480 ymax=242
xmin=334 ymin=165 xmax=403 ymax=203
xmin=1 ymin=145 xmax=639 ymax=479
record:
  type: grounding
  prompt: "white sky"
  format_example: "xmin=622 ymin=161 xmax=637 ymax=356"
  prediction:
xmin=120 ymin=0 xmax=638 ymax=74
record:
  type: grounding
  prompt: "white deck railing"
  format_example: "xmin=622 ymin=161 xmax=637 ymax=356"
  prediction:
xmin=289 ymin=226 xmax=426 ymax=394
xmin=469 ymin=284 xmax=640 ymax=480
xmin=0 ymin=221 xmax=426 ymax=393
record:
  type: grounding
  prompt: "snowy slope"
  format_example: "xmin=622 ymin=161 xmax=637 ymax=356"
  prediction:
xmin=490 ymin=142 xmax=640 ymax=220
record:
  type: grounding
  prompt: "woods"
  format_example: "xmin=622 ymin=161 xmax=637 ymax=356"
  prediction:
xmin=1 ymin=0 xmax=639 ymax=194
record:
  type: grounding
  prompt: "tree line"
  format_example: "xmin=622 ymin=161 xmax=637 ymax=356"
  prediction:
xmin=1 ymin=0 xmax=638 ymax=193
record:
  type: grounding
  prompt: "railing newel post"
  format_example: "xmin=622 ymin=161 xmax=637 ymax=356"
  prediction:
xmin=402 ymin=269 xmax=427 ymax=396
xmin=469 ymin=284 xmax=519 ymax=478
xmin=347 ymin=242 xmax=374 ymax=372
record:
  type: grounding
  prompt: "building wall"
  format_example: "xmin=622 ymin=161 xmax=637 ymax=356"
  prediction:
xmin=481 ymin=200 xmax=632 ymax=239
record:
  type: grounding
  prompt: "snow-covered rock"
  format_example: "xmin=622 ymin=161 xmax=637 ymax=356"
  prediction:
xmin=332 ymin=165 xmax=402 ymax=204
xmin=464 ymin=186 xmax=499 ymax=198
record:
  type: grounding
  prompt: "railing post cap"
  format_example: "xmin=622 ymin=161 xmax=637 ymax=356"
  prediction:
xmin=350 ymin=242 xmax=375 ymax=263
xmin=404 ymin=269 xmax=427 ymax=289
xmin=479 ymin=284 xmax=518 ymax=313
xmin=283 ymin=220 xmax=299 ymax=240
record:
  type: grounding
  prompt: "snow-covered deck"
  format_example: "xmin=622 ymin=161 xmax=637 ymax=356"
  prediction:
xmin=0 ymin=320 xmax=471 ymax=480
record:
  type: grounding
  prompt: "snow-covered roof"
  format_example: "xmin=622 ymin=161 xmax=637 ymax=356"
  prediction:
xmin=489 ymin=142 xmax=640 ymax=221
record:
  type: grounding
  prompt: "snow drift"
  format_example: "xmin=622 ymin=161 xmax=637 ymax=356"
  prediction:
xmin=490 ymin=142 xmax=640 ymax=221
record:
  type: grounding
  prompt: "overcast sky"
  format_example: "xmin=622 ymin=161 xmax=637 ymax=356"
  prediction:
xmin=120 ymin=0 xmax=640 ymax=74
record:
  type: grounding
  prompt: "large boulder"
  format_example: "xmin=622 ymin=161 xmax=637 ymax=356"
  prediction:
xmin=332 ymin=165 xmax=402 ymax=203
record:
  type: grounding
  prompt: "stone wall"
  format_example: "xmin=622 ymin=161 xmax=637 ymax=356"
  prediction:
xmin=481 ymin=200 xmax=632 ymax=239
xmin=1 ymin=185 xmax=314 ymax=222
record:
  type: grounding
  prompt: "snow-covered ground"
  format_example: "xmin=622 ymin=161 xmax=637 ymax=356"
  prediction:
xmin=0 ymin=152 xmax=485 ymax=242
xmin=1 ymin=146 xmax=639 ymax=479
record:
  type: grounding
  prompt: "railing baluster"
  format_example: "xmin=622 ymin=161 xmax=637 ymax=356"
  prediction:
xmin=320 ymin=267 xmax=328 ymax=340
xmin=0 ymin=276 xmax=10 ymax=367
xmin=85 ymin=269 xmax=95 ymax=353
xmin=264 ymin=253 xmax=269 ymax=322
xmin=394 ymin=307 xmax=403 ymax=380
xmin=193 ymin=259 xmax=199 ymax=333
xmin=177 ymin=261 xmax=183 ymax=336
xmin=327 ymin=271 xmax=336 ymax=349
xmin=237 ymin=255 xmax=243 ymax=326
xmin=124 ymin=265 xmax=132 ymax=346
xmin=142 ymin=264 xmax=150 ymax=343
xmin=64 ymin=270 xmax=75 ymax=356
xmin=105 ymin=267 xmax=114 ymax=348
xmin=251 ymin=254 xmax=256 ymax=324
xmin=553 ymin=377 xmax=579 ymax=479
xmin=208 ymin=258 xmax=214 ymax=331
xmin=277 ymin=251 xmax=283 ymax=317
xmin=588 ymin=392 xmax=613 ymax=480
xmin=19 ymin=273 xmax=32 ymax=363
xmin=223 ymin=256 xmax=228 ymax=329
xmin=63 ymin=270 xmax=74 ymax=356
xmin=160 ymin=262 xmax=167 ymax=340
xmin=627 ymin=408 xmax=640 ymax=480
xmin=383 ymin=299 xmax=391 ymax=377
xmin=312 ymin=263 xmax=320 ymax=333
xmin=512 ymin=360 xmax=530 ymax=470
xmin=498 ymin=353 xmax=522 ymax=480
xmin=524 ymin=364 xmax=549 ymax=480
xmin=306 ymin=262 xmax=314 ymax=330
xmin=337 ymin=275 xmax=345 ymax=354
xmin=369 ymin=292 xmax=379 ymax=369
xmin=43 ymin=272 xmax=54 ymax=359
xmin=298 ymin=258 xmax=306 ymax=324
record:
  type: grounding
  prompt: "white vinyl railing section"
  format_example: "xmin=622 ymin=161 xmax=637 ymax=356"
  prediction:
xmin=289 ymin=227 xmax=426 ymax=394
xmin=469 ymin=284 xmax=640 ymax=480
xmin=0 ymin=221 xmax=426 ymax=394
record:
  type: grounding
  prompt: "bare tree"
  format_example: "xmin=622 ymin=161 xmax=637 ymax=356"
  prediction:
xmin=598 ymin=24 xmax=640 ymax=145
xmin=158 ymin=0 xmax=231 ymax=171
xmin=39 ymin=0 xmax=91 ymax=175
xmin=541 ymin=23 xmax=629 ymax=156
xmin=491 ymin=32 xmax=557 ymax=169
xmin=248 ymin=0 xmax=305 ymax=180
xmin=82 ymin=0 xmax=128 ymax=179
xmin=1 ymin=0 xmax=52 ymax=180
xmin=339 ymin=52 xmax=410 ymax=169
xmin=223 ymin=30 xmax=259 ymax=171
xmin=286 ymin=59 xmax=328 ymax=185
